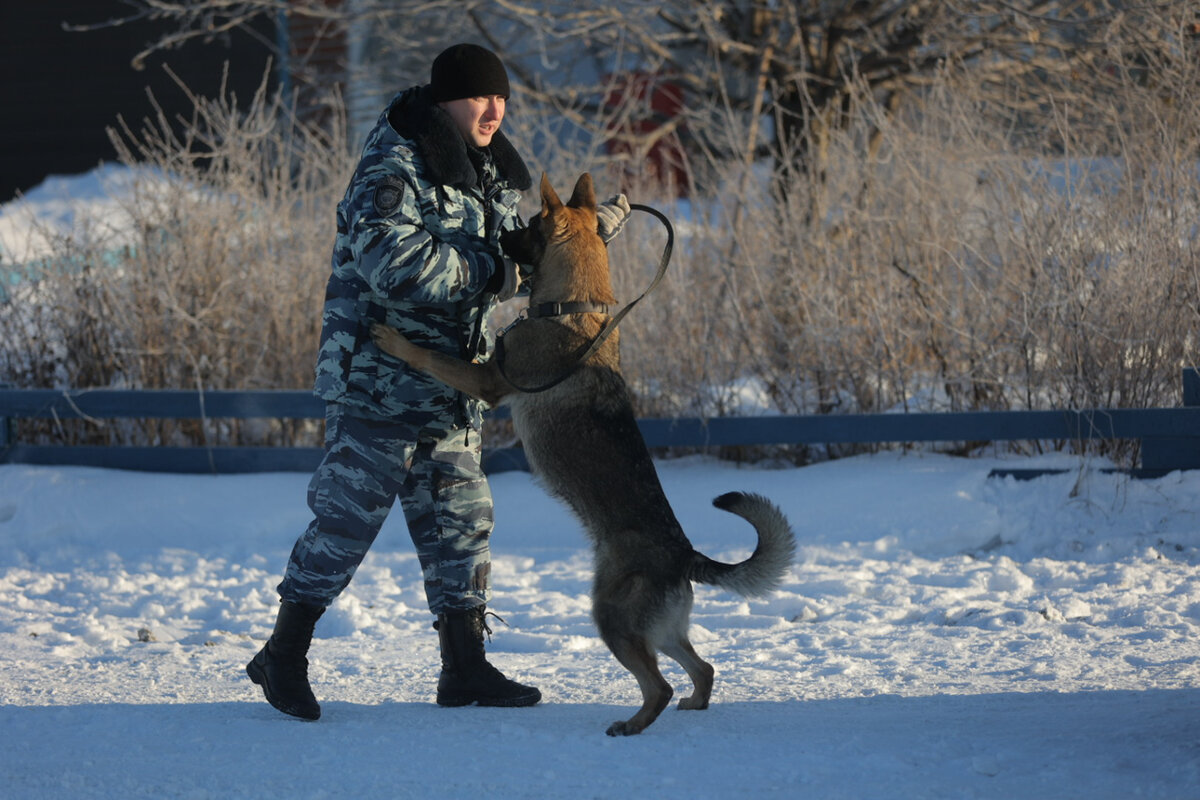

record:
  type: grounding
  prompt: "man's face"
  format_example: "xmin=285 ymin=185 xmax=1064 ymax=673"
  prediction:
xmin=439 ymin=95 xmax=506 ymax=147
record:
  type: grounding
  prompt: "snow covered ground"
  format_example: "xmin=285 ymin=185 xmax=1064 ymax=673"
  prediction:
xmin=2 ymin=451 xmax=1199 ymax=799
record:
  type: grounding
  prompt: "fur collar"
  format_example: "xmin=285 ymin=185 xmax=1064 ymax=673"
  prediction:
xmin=386 ymin=86 xmax=532 ymax=192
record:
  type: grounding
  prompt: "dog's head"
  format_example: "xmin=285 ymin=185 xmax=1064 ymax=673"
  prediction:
xmin=500 ymin=172 xmax=616 ymax=306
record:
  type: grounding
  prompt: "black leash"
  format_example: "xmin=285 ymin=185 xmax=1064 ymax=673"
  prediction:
xmin=495 ymin=203 xmax=674 ymax=394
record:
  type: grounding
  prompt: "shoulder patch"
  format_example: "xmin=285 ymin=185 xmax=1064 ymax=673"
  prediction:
xmin=372 ymin=176 xmax=407 ymax=217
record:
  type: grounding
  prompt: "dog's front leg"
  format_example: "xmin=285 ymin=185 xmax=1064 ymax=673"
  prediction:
xmin=370 ymin=323 xmax=424 ymax=367
xmin=370 ymin=323 xmax=509 ymax=406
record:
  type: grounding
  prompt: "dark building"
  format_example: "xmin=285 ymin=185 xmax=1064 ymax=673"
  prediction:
xmin=1 ymin=2 xmax=277 ymax=202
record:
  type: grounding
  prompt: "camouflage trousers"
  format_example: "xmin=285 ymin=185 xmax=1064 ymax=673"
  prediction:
xmin=278 ymin=403 xmax=492 ymax=614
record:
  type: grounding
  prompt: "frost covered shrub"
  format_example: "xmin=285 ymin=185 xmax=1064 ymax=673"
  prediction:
xmin=608 ymin=59 xmax=1200 ymax=469
xmin=3 ymin=55 xmax=1200 ymax=464
xmin=0 ymin=76 xmax=347 ymax=447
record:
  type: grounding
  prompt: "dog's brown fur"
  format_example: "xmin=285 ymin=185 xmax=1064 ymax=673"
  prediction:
xmin=371 ymin=173 xmax=795 ymax=735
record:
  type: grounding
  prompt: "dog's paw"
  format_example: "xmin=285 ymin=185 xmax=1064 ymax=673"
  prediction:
xmin=369 ymin=323 xmax=408 ymax=359
xmin=605 ymin=720 xmax=639 ymax=737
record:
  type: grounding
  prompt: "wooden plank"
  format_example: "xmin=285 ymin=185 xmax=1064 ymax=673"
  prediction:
xmin=1 ymin=444 xmax=323 ymax=474
xmin=1140 ymin=437 xmax=1200 ymax=473
xmin=638 ymin=408 xmax=1200 ymax=447
xmin=2 ymin=443 xmax=531 ymax=475
xmin=989 ymin=467 xmax=1178 ymax=481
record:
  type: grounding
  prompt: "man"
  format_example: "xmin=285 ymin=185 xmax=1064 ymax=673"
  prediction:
xmin=246 ymin=43 xmax=629 ymax=720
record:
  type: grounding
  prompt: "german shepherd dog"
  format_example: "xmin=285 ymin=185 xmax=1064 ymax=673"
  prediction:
xmin=371 ymin=173 xmax=795 ymax=736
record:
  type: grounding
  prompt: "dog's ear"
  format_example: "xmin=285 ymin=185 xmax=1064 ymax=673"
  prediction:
xmin=540 ymin=172 xmax=563 ymax=217
xmin=567 ymin=173 xmax=597 ymax=211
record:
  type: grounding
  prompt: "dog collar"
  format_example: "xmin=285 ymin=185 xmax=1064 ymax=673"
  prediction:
xmin=526 ymin=301 xmax=610 ymax=318
xmin=495 ymin=301 xmax=610 ymax=339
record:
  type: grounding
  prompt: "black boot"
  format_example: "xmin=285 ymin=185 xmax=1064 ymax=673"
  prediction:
xmin=435 ymin=607 xmax=541 ymax=708
xmin=246 ymin=600 xmax=325 ymax=720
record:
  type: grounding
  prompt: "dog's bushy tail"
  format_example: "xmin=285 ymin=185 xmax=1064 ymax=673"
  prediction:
xmin=688 ymin=492 xmax=796 ymax=596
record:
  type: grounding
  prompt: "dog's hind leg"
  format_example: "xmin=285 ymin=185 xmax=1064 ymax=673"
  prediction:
xmin=661 ymin=637 xmax=715 ymax=710
xmin=604 ymin=635 xmax=673 ymax=736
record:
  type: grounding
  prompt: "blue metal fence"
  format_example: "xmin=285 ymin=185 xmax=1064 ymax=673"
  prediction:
xmin=2 ymin=369 xmax=1199 ymax=477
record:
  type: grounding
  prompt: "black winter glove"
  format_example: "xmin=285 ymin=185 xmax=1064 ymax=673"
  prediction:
xmin=483 ymin=253 xmax=520 ymax=301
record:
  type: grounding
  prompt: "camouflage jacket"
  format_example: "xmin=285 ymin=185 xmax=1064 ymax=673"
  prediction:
xmin=314 ymin=85 xmax=532 ymax=430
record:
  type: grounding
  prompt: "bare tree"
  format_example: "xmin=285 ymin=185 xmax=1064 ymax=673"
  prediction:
xmin=88 ymin=2 xmax=1197 ymax=186
xmin=477 ymin=1 xmax=1200 ymax=193
xmin=67 ymin=2 xmax=479 ymax=128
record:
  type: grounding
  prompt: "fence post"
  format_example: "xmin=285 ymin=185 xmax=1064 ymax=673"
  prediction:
xmin=0 ymin=382 xmax=10 ymax=453
xmin=1184 ymin=367 xmax=1200 ymax=407
xmin=1138 ymin=368 xmax=1200 ymax=476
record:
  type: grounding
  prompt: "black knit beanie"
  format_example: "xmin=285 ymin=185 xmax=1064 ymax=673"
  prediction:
xmin=430 ymin=43 xmax=511 ymax=103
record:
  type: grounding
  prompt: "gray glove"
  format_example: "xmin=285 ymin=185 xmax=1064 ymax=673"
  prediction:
xmin=596 ymin=193 xmax=631 ymax=244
